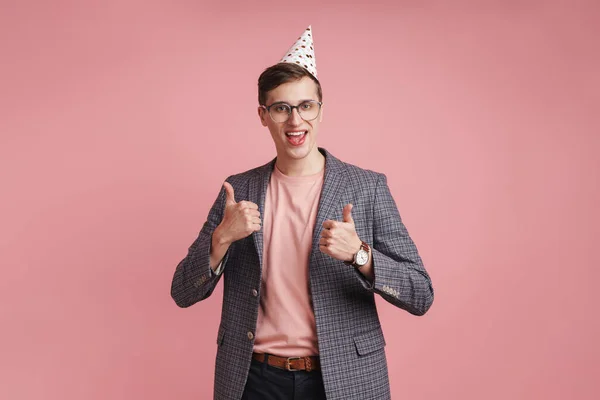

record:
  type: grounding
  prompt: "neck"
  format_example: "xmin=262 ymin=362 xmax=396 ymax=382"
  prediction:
xmin=275 ymin=147 xmax=325 ymax=177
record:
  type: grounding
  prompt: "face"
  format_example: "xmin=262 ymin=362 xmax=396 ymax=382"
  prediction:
xmin=258 ymin=76 xmax=324 ymax=163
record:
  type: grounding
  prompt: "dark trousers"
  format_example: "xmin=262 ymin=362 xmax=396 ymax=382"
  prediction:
xmin=241 ymin=355 xmax=327 ymax=400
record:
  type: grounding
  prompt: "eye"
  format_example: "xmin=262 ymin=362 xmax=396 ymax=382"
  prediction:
xmin=274 ymin=104 xmax=290 ymax=113
xmin=301 ymin=102 xmax=313 ymax=110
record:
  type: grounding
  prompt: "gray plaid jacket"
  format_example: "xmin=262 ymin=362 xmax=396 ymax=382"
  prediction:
xmin=171 ymin=147 xmax=434 ymax=400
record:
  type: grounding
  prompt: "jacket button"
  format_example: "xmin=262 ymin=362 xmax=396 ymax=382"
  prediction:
xmin=252 ymin=289 xmax=258 ymax=297
xmin=247 ymin=331 xmax=254 ymax=340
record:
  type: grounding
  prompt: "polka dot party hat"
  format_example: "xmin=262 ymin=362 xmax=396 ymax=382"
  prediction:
xmin=279 ymin=25 xmax=317 ymax=79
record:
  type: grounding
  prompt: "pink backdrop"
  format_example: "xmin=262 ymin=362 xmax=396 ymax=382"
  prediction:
xmin=1 ymin=0 xmax=598 ymax=399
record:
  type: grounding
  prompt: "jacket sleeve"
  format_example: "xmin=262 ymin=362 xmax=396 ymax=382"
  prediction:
xmin=170 ymin=180 xmax=231 ymax=308
xmin=354 ymin=173 xmax=434 ymax=316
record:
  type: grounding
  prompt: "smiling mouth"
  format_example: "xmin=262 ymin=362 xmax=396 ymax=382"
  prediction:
xmin=285 ymin=130 xmax=308 ymax=145
xmin=285 ymin=130 xmax=307 ymax=136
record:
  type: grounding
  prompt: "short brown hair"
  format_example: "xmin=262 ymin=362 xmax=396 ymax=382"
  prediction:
xmin=258 ymin=63 xmax=323 ymax=106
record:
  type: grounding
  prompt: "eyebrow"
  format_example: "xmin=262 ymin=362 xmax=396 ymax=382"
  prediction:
xmin=269 ymin=99 xmax=316 ymax=105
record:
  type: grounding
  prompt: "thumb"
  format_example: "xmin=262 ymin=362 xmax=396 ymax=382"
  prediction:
xmin=342 ymin=203 xmax=354 ymax=224
xmin=223 ymin=182 xmax=236 ymax=205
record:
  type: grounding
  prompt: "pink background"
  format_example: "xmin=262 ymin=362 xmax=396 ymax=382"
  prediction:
xmin=1 ymin=0 xmax=598 ymax=399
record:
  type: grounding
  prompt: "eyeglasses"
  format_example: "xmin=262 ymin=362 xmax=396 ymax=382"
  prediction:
xmin=260 ymin=100 xmax=323 ymax=123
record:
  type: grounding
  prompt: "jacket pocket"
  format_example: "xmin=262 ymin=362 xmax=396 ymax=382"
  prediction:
xmin=353 ymin=326 xmax=386 ymax=356
xmin=216 ymin=324 xmax=226 ymax=346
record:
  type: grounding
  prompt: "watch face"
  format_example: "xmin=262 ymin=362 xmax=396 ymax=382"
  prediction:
xmin=356 ymin=249 xmax=369 ymax=266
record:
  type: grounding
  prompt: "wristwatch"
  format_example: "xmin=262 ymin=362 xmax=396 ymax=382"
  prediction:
xmin=344 ymin=241 xmax=371 ymax=268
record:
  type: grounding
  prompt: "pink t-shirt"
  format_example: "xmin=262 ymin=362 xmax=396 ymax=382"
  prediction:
xmin=253 ymin=163 xmax=325 ymax=357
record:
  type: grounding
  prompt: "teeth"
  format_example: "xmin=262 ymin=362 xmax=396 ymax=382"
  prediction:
xmin=286 ymin=131 xmax=306 ymax=136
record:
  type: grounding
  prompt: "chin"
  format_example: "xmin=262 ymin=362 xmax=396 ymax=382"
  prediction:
xmin=288 ymin=149 xmax=310 ymax=159
xmin=288 ymin=141 xmax=315 ymax=158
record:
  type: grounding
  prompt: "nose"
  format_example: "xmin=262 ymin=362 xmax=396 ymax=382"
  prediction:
xmin=288 ymin=107 xmax=303 ymax=126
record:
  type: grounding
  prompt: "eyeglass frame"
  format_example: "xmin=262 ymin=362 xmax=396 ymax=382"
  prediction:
xmin=259 ymin=100 xmax=323 ymax=123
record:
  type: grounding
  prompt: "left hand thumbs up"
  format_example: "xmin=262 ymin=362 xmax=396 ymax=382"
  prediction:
xmin=319 ymin=203 xmax=361 ymax=262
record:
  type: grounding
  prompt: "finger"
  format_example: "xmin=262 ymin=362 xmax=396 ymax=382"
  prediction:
xmin=342 ymin=203 xmax=354 ymax=224
xmin=246 ymin=209 xmax=261 ymax=217
xmin=242 ymin=208 xmax=260 ymax=217
xmin=251 ymin=216 xmax=261 ymax=224
xmin=319 ymin=237 xmax=331 ymax=246
xmin=239 ymin=201 xmax=259 ymax=210
xmin=320 ymin=229 xmax=333 ymax=238
xmin=252 ymin=223 xmax=262 ymax=231
xmin=322 ymin=220 xmax=336 ymax=230
xmin=223 ymin=182 xmax=236 ymax=205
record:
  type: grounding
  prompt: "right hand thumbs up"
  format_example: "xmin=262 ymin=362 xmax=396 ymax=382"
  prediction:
xmin=216 ymin=182 xmax=262 ymax=245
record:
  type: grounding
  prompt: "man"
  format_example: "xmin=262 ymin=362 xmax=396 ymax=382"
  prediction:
xmin=171 ymin=26 xmax=434 ymax=400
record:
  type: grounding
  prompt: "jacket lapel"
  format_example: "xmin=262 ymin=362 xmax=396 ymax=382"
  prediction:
xmin=248 ymin=158 xmax=275 ymax=274
xmin=310 ymin=148 xmax=347 ymax=268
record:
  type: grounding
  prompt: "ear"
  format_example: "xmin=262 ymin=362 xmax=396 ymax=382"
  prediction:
xmin=318 ymin=103 xmax=324 ymax=123
xmin=258 ymin=106 xmax=268 ymax=127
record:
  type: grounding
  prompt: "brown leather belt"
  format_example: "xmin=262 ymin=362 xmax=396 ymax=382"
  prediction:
xmin=252 ymin=352 xmax=321 ymax=372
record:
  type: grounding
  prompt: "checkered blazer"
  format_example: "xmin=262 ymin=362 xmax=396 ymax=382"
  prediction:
xmin=171 ymin=147 xmax=434 ymax=400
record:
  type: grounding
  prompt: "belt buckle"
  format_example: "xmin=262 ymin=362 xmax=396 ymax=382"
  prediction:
xmin=285 ymin=357 xmax=302 ymax=371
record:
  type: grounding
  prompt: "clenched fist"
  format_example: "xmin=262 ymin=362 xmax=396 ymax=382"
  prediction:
xmin=215 ymin=181 xmax=262 ymax=245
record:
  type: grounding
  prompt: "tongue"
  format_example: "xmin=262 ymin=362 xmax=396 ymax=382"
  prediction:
xmin=289 ymin=133 xmax=305 ymax=145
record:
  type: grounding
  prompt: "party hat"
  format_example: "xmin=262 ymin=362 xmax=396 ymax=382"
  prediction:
xmin=279 ymin=25 xmax=317 ymax=78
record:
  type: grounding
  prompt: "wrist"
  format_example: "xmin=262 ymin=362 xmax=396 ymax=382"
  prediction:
xmin=345 ymin=239 xmax=369 ymax=267
xmin=213 ymin=225 xmax=231 ymax=247
xmin=348 ymin=238 xmax=362 ymax=262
